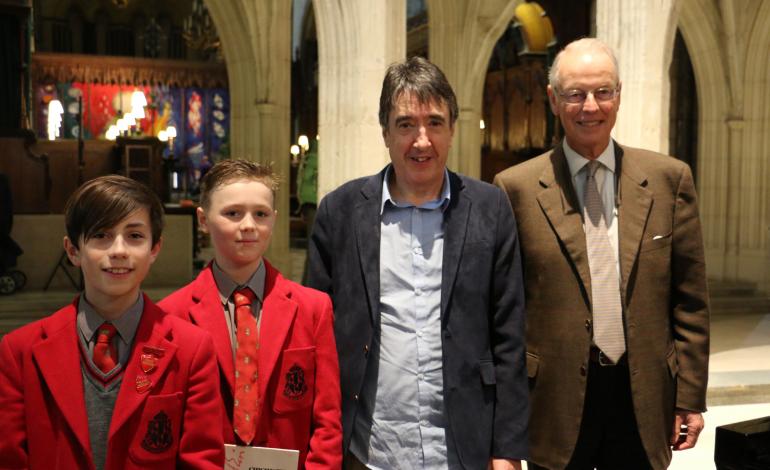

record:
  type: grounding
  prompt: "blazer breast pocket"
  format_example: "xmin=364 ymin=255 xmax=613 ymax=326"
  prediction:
xmin=273 ymin=346 xmax=316 ymax=414
xmin=129 ymin=392 xmax=183 ymax=464
xmin=640 ymin=231 xmax=672 ymax=253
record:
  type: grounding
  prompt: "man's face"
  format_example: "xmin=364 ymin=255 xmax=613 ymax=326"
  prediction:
xmin=198 ymin=179 xmax=276 ymax=276
xmin=64 ymin=208 xmax=160 ymax=312
xmin=548 ymin=48 xmax=621 ymax=159
xmin=382 ymin=92 xmax=454 ymax=201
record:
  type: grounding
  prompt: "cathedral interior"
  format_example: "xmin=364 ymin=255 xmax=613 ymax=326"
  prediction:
xmin=0 ymin=1 xmax=768 ymax=467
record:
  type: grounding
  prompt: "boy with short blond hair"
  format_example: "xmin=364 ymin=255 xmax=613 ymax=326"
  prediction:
xmin=160 ymin=159 xmax=342 ymax=469
xmin=0 ymin=175 xmax=224 ymax=470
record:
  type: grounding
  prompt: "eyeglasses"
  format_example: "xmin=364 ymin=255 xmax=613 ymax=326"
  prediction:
xmin=557 ymin=87 xmax=619 ymax=104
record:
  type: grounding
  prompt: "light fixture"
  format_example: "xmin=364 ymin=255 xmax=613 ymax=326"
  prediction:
xmin=117 ymin=118 xmax=128 ymax=133
xmin=290 ymin=145 xmax=300 ymax=158
xmin=166 ymin=126 xmax=177 ymax=139
xmin=124 ymin=113 xmax=137 ymax=127
xmin=183 ymin=0 xmax=221 ymax=60
xmin=105 ymin=125 xmax=119 ymax=140
xmin=131 ymin=106 xmax=146 ymax=120
xmin=298 ymin=135 xmax=310 ymax=152
xmin=158 ymin=130 xmax=168 ymax=142
xmin=480 ymin=119 xmax=486 ymax=130
xmin=131 ymin=90 xmax=147 ymax=108
xmin=47 ymin=99 xmax=64 ymax=141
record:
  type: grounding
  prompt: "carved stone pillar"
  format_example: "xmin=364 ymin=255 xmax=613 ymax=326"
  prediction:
xmin=206 ymin=0 xmax=292 ymax=272
xmin=595 ymin=0 xmax=677 ymax=154
xmin=427 ymin=0 xmax=517 ymax=178
xmin=313 ymin=0 xmax=406 ymax=199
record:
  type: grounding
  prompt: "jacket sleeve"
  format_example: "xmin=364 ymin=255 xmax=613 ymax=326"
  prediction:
xmin=670 ymin=164 xmax=710 ymax=412
xmin=177 ymin=332 xmax=225 ymax=469
xmin=490 ymin=188 xmax=530 ymax=460
xmin=307 ymin=196 xmax=334 ymax=297
xmin=305 ymin=294 xmax=343 ymax=469
xmin=0 ymin=335 xmax=30 ymax=469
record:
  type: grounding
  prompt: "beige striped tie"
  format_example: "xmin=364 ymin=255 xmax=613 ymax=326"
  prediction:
xmin=584 ymin=160 xmax=625 ymax=362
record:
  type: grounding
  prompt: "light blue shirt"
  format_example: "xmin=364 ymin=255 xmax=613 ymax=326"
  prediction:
xmin=350 ymin=167 xmax=459 ymax=469
xmin=563 ymin=139 xmax=620 ymax=277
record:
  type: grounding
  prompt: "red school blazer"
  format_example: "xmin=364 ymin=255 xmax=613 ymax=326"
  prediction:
xmin=0 ymin=295 xmax=224 ymax=470
xmin=159 ymin=260 xmax=342 ymax=469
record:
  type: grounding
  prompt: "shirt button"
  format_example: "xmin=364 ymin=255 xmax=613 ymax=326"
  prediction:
xmin=418 ymin=373 xmax=424 ymax=381
xmin=416 ymin=330 xmax=423 ymax=337
xmin=415 ymin=289 xmax=422 ymax=296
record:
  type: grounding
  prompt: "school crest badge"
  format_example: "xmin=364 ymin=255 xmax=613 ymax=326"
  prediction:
xmin=283 ymin=364 xmax=307 ymax=400
xmin=141 ymin=411 xmax=173 ymax=453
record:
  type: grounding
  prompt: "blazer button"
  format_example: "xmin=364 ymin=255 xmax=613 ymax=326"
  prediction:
xmin=580 ymin=364 xmax=587 ymax=376
xmin=363 ymin=344 xmax=369 ymax=356
xmin=354 ymin=394 xmax=359 ymax=401
xmin=585 ymin=319 xmax=592 ymax=331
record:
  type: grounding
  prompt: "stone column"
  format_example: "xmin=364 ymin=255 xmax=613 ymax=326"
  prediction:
xmin=595 ymin=0 xmax=677 ymax=154
xmin=313 ymin=0 xmax=406 ymax=199
xmin=427 ymin=0 xmax=518 ymax=178
xmin=206 ymin=0 xmax=292 ymax=272
xmin=677 ymin=0 xmax=732 ymax=280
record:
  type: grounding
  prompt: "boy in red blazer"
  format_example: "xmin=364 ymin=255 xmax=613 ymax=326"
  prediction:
xmin=0 ymin=175 xmax=224 ymax=470
xmin=159 ymin=160 xmax=342 ymax=469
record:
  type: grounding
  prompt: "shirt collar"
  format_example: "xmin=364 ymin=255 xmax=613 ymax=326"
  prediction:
xmin=563 ymin=139 xmax=616 ymax=178
xmin=212 ymin=259 xmax=266 ymax=305
xmin=380 ymin=165 xmax=451 ymax=214
xmin=77 ymin=293 xmax=144 ymax=345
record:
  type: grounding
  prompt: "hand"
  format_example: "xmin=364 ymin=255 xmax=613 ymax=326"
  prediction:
xmin=488 ymin=458 xmax=522 ymax=470
xmin=670 ymin=410 xmax=704 ymax=451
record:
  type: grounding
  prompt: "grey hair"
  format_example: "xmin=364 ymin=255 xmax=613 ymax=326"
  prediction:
xmin=548 ymin=37 xmax=620 ymax=90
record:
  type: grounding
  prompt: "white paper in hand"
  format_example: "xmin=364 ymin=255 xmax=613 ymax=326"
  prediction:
xmin=224 ymin=444 xmax=300 ymax=470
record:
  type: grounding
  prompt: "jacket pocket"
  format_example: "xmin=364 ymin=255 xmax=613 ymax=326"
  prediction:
xmin=129 ymin=393 xmax=183 ymax=464
xmin=640 ymin=231 xmax=673 ymax=253
xmin=273 ymin=346 xmax=316 ymax=414
xmin=526 ymin=352 xmax=540 ymax=378
xmin=479 ymin=359 xmax=496 ymax=385
xmin=666 ymin=346 xmax=679 ymax=378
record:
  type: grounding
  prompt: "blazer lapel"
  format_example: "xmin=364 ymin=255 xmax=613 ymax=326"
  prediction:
xmin=32 ymin=303 xmax=92 ymax=459
xmin=616 ymin=146 xmax=653 ymax=301
xmin=441 ymin=172 xmax=470 ymax=323
xmin=188 ymin=268 xmax=236 ymax=394
xmin=109 ymin=299 xmax=178 ymax=440
xmin=258 ymin=263 xmax=297 ymax=400
xmin=536 ymin=148 xmax=592 ymax=301
xmin=354 ymin=172 xmax=384 ymax=325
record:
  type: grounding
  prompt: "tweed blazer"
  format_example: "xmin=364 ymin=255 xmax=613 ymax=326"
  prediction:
xmin=493 ymin=142 xmax=709 ymax=470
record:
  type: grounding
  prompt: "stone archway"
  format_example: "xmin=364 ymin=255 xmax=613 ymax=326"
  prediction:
xmin=204 ymin=0 xmax=292 ymax=272
xmin=427 ymin=0 xmax=519 ymax=178
xmin=677 ymin=0 xmax=732 ymax=277
xmin=739 ymin=0 xmax=770 ymax=291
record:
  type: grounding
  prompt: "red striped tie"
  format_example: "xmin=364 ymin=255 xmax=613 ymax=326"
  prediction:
xmin=233 ymin=288 xmax=260 ymax=444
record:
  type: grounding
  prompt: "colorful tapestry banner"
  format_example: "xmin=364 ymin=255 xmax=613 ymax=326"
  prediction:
xmin=35 ymin=82 xmax=230 ymax=174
